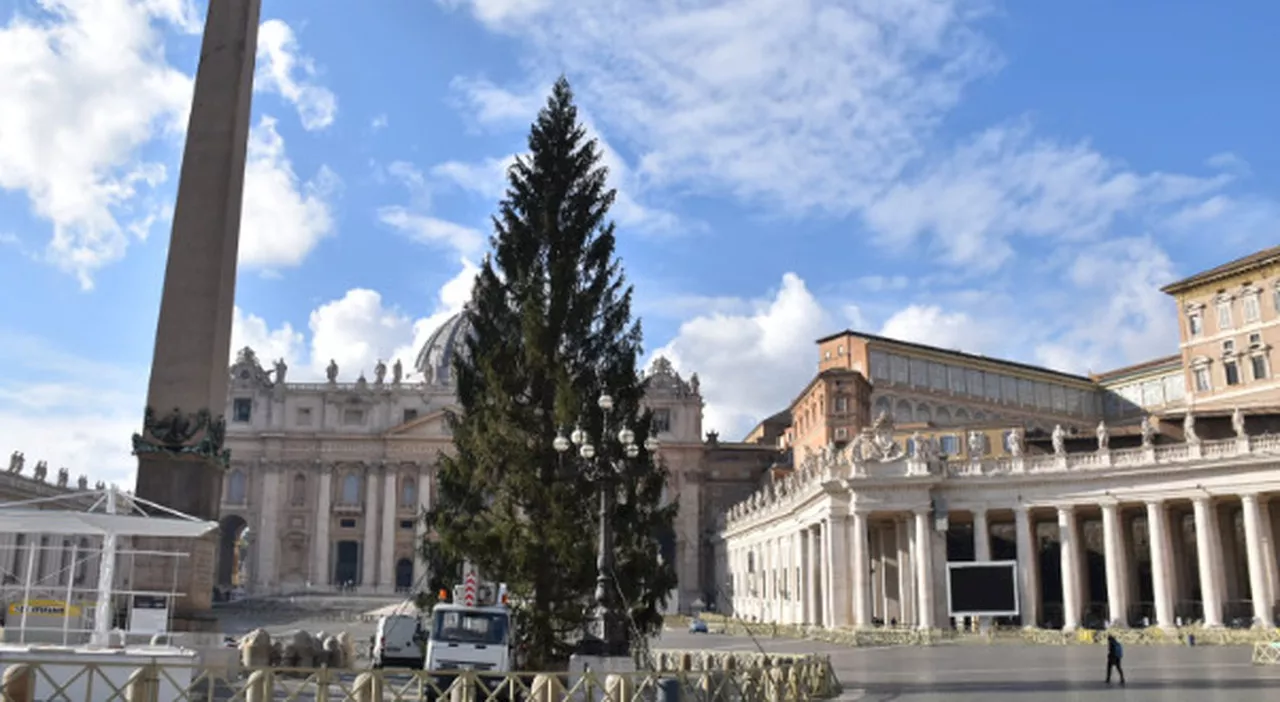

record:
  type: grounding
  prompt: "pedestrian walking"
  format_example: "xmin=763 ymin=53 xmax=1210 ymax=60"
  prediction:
xmin=1105 ymin=634 xmax=1125 ymax=685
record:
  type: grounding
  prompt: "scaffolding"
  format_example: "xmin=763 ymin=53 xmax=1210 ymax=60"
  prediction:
xmin=0 ymin=486 xmax=218 ymax=647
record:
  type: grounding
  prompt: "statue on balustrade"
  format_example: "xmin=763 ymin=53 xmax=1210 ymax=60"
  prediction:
xmin=374 ymin=359 xmax=387 ymax=385
xmin=272 ymin=358 xmax=288 ymax=385
xmin=392 ymin=359 xmax=403 ymax=385
xmin=33 ymin=460 xmax=47 ymax=482
xmin=56 ymin=467 xmax=68 ymax=488
xmin=1232 ymin=407 xmax=1246 ymax=439
xmin=326 ymin=359 xmax=339 ymax=383
xmin=1096 ymin=421 xmax=1110 ymax=452
xmin=7 ymin=451 xmax=22 ymax=474
xmin=1183 ymin=412 xmax=1200 ymax=444
xmin=1005 ymin=428 xmax=1024 ymax=457
xmin=1140 ymin=416 xmax=1155 ymax=448
xmin=1051 ymin=424 xmax=1066 ymax=456
xmin=78 ymin=475 xmax=88 ymax=490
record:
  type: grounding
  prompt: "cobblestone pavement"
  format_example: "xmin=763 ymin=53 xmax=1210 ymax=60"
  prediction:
xmin=663 ymin=630 xmax=1280 ymax=701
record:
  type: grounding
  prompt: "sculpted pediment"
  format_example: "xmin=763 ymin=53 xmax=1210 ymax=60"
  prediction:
xmin=385 ymin=408 xmax=455 ymax=439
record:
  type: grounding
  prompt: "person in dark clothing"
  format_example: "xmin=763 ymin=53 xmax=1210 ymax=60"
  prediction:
xmin=1105 ymin=635 xmax=1126 ymax=685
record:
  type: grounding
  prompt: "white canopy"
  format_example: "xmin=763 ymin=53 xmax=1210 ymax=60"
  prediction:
xmin=0 ymin=509 xmax=217 ymax=539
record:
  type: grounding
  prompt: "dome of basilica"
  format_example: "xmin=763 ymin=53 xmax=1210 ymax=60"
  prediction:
xmin=414 ymin=309 xmax=474 ymax=385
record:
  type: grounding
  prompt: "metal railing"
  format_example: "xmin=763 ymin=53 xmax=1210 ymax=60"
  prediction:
xmin=0 ymin=652 xmax=840 ymax=702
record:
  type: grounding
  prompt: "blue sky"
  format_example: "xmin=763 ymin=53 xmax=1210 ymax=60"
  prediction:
xmin=0 ymin=0 xmax=1277 ymax=485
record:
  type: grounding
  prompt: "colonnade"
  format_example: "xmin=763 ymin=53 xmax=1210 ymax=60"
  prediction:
xmin=727 ymin=492 xmax=1280 ymax=631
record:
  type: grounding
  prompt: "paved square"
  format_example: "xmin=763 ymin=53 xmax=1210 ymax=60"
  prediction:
xmin=660 ymin=631 xmax=1280 ymax=701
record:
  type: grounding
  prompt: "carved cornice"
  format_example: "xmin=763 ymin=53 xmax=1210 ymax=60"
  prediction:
xmin=131 ymin=406 xmax=231 ymax=468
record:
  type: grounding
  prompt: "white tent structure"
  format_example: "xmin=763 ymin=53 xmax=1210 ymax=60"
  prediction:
xmin=0 ymin=486 xmax=218 ymax=646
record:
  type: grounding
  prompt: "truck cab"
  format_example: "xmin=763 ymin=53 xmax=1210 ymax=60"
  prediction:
xmin=424 ymin=581 xmax=514 ymax=676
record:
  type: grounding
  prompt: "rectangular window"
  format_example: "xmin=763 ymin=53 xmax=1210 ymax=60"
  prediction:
xmin=399 ymin=519 xmax=416 ymax=530
xmin=1249 ymin=332 xmax=1263 ymax=347
xmin=402 ymin=409 xmax=419 ymax=423
xmin=835 ymin=396 xmax=848 ymax=412
xmin=652 ymin=408 xmax=672 ymax=433
xmin=339 ymin=518 xmax=357 ymax=529
xmin=342 ymin=408 xmax=365 ymax=425
xmin=1188 ymin=313 xmax=1203 ymax=337
xmin=296 ymin=407 xmax=312 ymax=426
xmin=232 ymin=398 xmax=252 ymax=422
xmin=1224 ymin=361 xmax=1241 ymax=386
xmin=939 ymin=435 xmax=959 ymax=456
xmin=1223 ymin=339 xmax=1235 ymax=354
xmin=1252 ymin=356 xmax=1269 ymax=381
xmin=1217 ymin=301 xmax=1233 ymax=330
xmin=1193 ymin=367 xmax=1211 ymax=392
xmin=1243 ymin=294 xmax=1261 ymax=323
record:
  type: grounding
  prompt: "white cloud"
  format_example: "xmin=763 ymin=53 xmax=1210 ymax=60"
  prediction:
xmin=0 ymin=0 xmax=198 ymax=288
xmin=232 ymin=260 xmax=481 ymax=385
xmin=0 ymin=331 xmax=146 ymax=487
xmin=371 ymin=114 xmax=389 ymax=131
xmin=449 ymin=76 xmax=544 ymax=127
xmin=879 ymin=305 xmax=997 ymax=355
xmin=255 ymin=19 xmax=337 ymax=131
xmin=431 ymin=156 xmax=515 ymax=202
xmin=863 ymin=124 xmax=1234 ymax=272
xmin=652 ymin=274 xmax=830 ymax=440
xmin=440 ymin=0 xmax=1001 ymax=214
xmin=239 ymin=116 xmax=341 ymax=270
xmin=377 ymin=161 xmax=486 ymax=255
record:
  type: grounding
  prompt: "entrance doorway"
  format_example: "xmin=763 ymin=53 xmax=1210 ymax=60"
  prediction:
xmin=395 ymin=558 xmax=414 ymax=591
xmin=334 ymin=541 xmax=360 ymax=587
xmin=217 ymin=515 xmax=249 ymax=588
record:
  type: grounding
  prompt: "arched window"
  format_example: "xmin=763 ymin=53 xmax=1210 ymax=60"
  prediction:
xmin=290 ymin=473 xmax=306 ymax=506
xmin=226 ymin=470 xmax=247 ymax=505
xmin=400 ymin=478 xmax=416 ymax=508
xmin=341 ymin=474 xmax=361 ymax=505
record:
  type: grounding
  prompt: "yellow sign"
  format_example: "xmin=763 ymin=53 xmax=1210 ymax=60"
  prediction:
xmin=7 ymin=599 xmax=82 ymax=617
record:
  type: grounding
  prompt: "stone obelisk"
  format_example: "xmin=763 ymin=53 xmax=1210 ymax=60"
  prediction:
xmin=131 ymin=0 xmax=261 ymax=632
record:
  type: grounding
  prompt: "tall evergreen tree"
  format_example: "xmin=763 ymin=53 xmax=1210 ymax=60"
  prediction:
xmin=421 ymin=77 xmax=677 ymax=668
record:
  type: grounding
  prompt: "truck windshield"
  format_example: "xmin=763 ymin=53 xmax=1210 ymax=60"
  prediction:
xmin=431 ymin=610 xmax=509 ymax=646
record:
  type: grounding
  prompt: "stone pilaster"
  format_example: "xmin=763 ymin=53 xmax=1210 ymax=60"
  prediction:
xmin=379 ymin=467 xmax=397 ymax=592
xmin=412 ymin=465 xmax=432 ymax=588
xmin=256 ymin=463 xmax=280 ymax=593
xmin=313 ymin=463 xmax=332 ymax=586
xmin=361 ymin=465 xmax=380 ymax=588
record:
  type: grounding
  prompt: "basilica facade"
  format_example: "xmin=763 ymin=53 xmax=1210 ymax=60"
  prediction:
xmin=720 ymin=245 xmax=1280 ymax=631
xmin=220 ymin=312 xmax=776 ymax=610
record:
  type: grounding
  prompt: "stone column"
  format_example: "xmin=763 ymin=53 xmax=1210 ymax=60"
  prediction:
xmin=1259 ymin=498 xmax=1279 ymax=613
xmin=1014 ymin=506 xmax=1040 ymax=628
xmin=877 ymin=525 xmax=890 ymax=623
xmin=1101 ymin=502 xmax=1130 ymax=628
xmin=1241 ymin=494 xmax=1275 ymax=627
xmin=914 ymin=509 xmax=935 ymax=630
xmin=897 ymin=517 xmax=914 ymax=626
xmin=361 ymin=466 xmax=379 ymax=589
xmin=412 ymin=466 xmax=432 ymax=587
xmin=130 ymin=0 xmax=263 ymax=630
xmin=1192 ymin=497 xmax=1225 ymax=627
xmin=971 ymin=508 xmax=991 ymax=631
xmin=821 ymin=521 xmax=835 ymax=627
xmin=803 ymin=527 xmax=814 ymax=625
xmin=313 ymin=465 xmax=332 ymax=587
xmin=851 ymin=511 xmax=872 ymax=627
xmin=827 ymin=517 xmax=850 ymax=627
xmin=256 ymin=464 xmax=280 ymax=593
xmin=1057 ymin=507 xmax=1081 ymax=631
xmin=1146 ymin=500 xmax=1175 ymax=629
xmin=380 ymin=467 xmax=398 ymax=592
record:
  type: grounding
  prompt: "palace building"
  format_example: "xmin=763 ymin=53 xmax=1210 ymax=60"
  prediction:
xmin=719 ymin=245 xmax=1280 ymax=631
xmin=219 ymin=312 xmax=775 ymax=610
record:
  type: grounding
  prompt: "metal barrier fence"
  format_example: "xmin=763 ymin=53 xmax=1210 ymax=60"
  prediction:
xmin=673 ymin=615 xmax=1280 ymax=648
xmin=1253 ymin=641 xmax=1280 ymax=665
xmin=0 ymin=653 xmax=841 ymax=702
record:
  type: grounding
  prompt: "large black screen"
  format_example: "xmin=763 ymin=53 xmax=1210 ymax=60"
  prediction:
xmin=947 ymin=562 xmax=1018 ymax=616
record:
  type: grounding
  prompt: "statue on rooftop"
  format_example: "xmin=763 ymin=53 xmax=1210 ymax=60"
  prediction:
xmin=78 ymin=475 xmax=88 ymax=490
xmin=56 ymin=468 xmax=68 ymax=488
xmin=7 ymin=451 xmax=22 ymax=474
xmin=1096 ymin=421 xmax=1110 ymax=452
xmin=1005 ymin=428 xmax=1024 ymax=457
xmin=1140 ymin=416 xmax=1155 ymax=448
xmin=374 ymin=359 xmax=387 ymax=385
xmin=326 ymin=359 xmax=339 ymax=383
xmin=1232 ymin=407 xmax=1246 ymax=439
xmin=33 ymin=461 xmax=47 ymax=482
xmin=273 ymin=358 xmax=288 ymax=385
xmin=1184 ymin=411 xmax=1200 ymax=445
xmin=1051 ymin=425 xmax=1066 ymax=456
xmin=392 ymin=359 xmax=403 ymax=385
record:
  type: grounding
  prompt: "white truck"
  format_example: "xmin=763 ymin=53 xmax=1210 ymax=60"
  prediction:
xmin=424 ymin=580 xmax=516 ymax=686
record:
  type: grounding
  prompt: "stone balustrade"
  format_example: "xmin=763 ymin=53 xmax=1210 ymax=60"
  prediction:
xmin=4 ymin=450 xmax=98 ymax=494
xmin=726 ymin=429 xmax=1280 ymax=530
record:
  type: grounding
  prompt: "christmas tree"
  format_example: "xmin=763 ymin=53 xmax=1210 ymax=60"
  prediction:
xmin=421 ymin=77 xmax=677 ymax=668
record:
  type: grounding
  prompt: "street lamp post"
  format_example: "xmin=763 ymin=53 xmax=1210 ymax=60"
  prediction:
xmin=553 ymin=392 xmax=660 ymax=657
